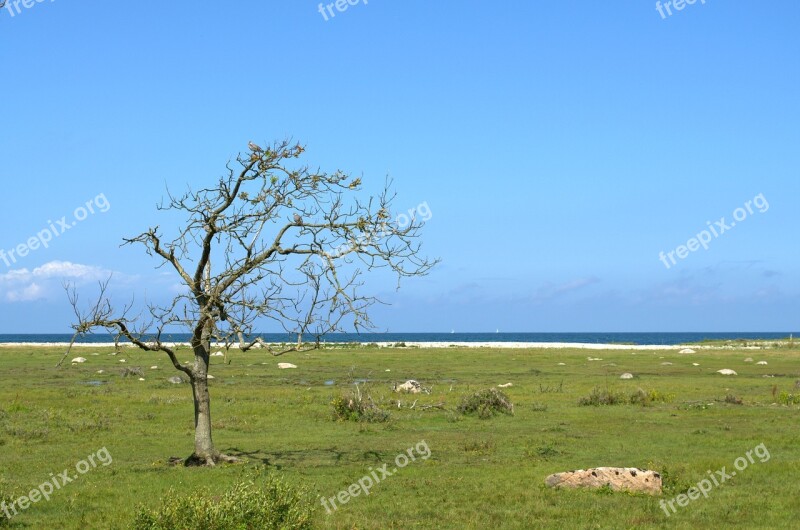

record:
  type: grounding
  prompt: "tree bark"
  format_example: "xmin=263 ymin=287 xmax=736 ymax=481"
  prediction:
xmin=189 ymin=348 xmax=216 ymax=464
xmin=185 ymin=324 xmax=238 ymax=466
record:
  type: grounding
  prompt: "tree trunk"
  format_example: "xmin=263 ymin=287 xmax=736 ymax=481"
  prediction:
xmin=184 ymin=330 xmax=238 ymax=466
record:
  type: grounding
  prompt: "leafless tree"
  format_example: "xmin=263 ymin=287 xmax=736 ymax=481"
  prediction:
xmin=62 ymin=140 xmax=437 ymax=466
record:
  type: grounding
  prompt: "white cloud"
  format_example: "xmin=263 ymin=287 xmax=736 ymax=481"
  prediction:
xmin=5 ymin=282 xmax=44 ymax=302
xmin=0 ymin=261 xmax=113 ymax=303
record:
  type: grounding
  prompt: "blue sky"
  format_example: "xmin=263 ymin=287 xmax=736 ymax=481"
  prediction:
xmin=0 ymin=1 xmax=798 ymax=333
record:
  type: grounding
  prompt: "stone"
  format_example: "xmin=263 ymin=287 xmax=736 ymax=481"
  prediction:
xmin=394 ymin=380 xmax=422 ymax=393
xmin=661 ymin=362 xmax=673 ymax=366
xmin=96 ymin=370 xmax=105 ymax=374
xmin=557 ymin=362 xmax=566 ymax=366
xmin=211 ymin=351 xmax=225 ymax=357
xmin=167 ymin=376 xmax=184 ymax=384
xmin=150 ymin=366 xmax=158 ymax=369
xmin=498 ymin=382 xmax=513 ymax=388
xmin=207 ymin=374 xmax=215 ymax=379
xmin=119 ymin=359 xmax=127 ymax=363
xmin=717 ymin=369 xmax=738 ymax=376
xmin=620 ymin=373 xmax=634 ymax=380
xmin=756 ymin=361 xmax=767 ymax=365
xmin=278 ymin=362 xmax=297 ymax=369
xmin=692 ymin=363 xmax=700 ymax=366
xmin=679 ymin=348 xmax=696 ymax=354
xmin=138 ymin=378 xmax=145 ymax=381
xmin=71 ymin=357 xmax=87 ymax=363
xmin=545 ymin=467 xmax=662 ymax=495
xmin=744 ymin=357 xmax=754 ymax=363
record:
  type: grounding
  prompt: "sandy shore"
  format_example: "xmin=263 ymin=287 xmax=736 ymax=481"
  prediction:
xmin=0 ymin=341 xmax=706 ymax=350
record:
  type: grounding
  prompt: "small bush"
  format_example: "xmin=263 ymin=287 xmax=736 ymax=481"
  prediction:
xmin=578 ymin=387 xmax=626 ymax=406
xmin=121 ymin=367 xmax=145 ymax=378
xmin=525 ymin=443 xmax=561 ymax=460
xmin=778 ymin=391 xmax=800 ymax=405
xmin=581 ymin=387 xmax=674 ymax=407
xmin=724 ymin=394 xmax=743 ymax=405
xmin=131 ymin=471 xmax=312 ymax=530
xmin=629 ymin=388 xmax=675 ymax=406
xmin=331 ymin=388 xmax=390 ymax=423
xmin=457 ymin=388 xmax=514 ymax=418
xmin=647 ymin=461 xmax=693 ymax=495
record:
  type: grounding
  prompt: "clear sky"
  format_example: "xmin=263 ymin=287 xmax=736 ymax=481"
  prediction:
xmin=1 ymin=1 xmax=798 ymax=333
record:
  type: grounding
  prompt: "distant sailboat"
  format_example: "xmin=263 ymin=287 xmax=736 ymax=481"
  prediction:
xmin=450 ymin=329 xmax=455 ymax=334
xmin=496 ymin=328 xmax=499 ymax=333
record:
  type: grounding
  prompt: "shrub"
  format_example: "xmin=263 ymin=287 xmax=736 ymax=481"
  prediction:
xmin=581 ymin=387 xmax=675 ymax=407
xmin=724 ymin=394 xmax=743 ymax=405
xmin=525 ymin=443 xmax=561 ymax=460
xmin=647 ymin=461 xmax=694 ymax=495
xmin=629 ymin=388 xmax=675 ymax=406
xmin=778 ymin=391 xmax=800 ymax=405
xmin=578 ymin=387 xmax=626 ymax=406
xmin=331 ymin=387 xmax=389 ymax=423
xmin=131 ymin=471 xmax=312 ymax=530
xmin=457 ymin=388 xmax=514 ymax=418
xmin=121 ymin=367 xmax=145 ymax=378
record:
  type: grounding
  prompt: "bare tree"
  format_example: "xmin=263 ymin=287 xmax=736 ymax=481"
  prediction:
xmin=63 ymin=140 xmax=437 ymax=466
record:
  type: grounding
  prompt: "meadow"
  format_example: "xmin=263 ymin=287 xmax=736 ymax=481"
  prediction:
xmin=1 ymin=343 xmax=798 ymax=529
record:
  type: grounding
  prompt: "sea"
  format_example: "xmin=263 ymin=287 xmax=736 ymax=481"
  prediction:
xmin=0 ymin=332 xmax=795 ymax=345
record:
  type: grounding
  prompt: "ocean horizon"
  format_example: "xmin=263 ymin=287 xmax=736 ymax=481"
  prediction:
xmin=0 ymin=332 xmax=795 ymax=345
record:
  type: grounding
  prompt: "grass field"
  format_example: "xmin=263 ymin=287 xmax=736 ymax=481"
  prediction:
xmin=1 ymin=344 xmax=799 ymax=529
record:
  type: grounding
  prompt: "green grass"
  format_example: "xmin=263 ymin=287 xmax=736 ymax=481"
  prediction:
xmin=1 ymin=344 xmax=799 ymax=529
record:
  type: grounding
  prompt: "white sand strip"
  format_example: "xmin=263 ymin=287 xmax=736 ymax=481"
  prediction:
xmin=0 ymin=341 xmax=707 ymax=350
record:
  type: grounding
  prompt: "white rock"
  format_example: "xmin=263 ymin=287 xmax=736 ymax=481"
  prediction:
xmin=717 ymin=369 xmax=738 ymax=376
xmin=138 ymin=378 xmax=145 ymax=381
xmin=545 ymin=467 xmax=662 ymax=495
xmin=207 ymin=374 xmax=215 ymax=379
xmin=498 ymin=382 xmax=513 ymax=388
xmin=661 ymin=362 xmax=673 ymax=366
xmin=620 ymin=373 xmax=634 ymax=380
xmin=744 ymin=357 xmax=754 ymax=362
xmin=756 ymin=361 xmax=768 ymax=365
xmin=211 ymin=351 xmax=225 ymax=357
xmin=91 ymin=353 xmax=100 ymax=356
xmin=395 ymin=380 xmax=422 ymax=393
xmin=278 ymin=363 xmax=297 ymax=369
xmin=96 ymin=370 xmax=105 ymax=374
xmin=385 ymin=369 xmax=391 ymax=372
xmin=692 ymin=363 xmax=700 ymax=366
xmin=679 ymin=348 xmax=696 ymax=354
xmin=557 ymin=362 xmax=566 ymax=366
xmin=150 ymin=366 xmax=158 ymax=370
xmin=587 ymin=357 xmax=603 ymax=361
xmin=119 ymin=359 xmax=127 ymax=363
xmin=71 ymin=357 xmax=87 ymax=363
